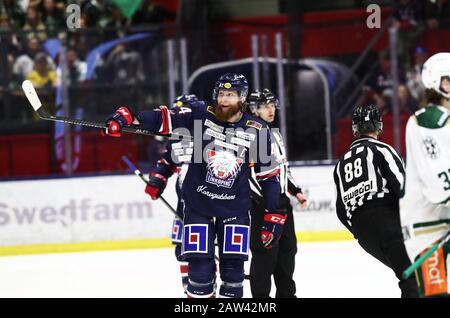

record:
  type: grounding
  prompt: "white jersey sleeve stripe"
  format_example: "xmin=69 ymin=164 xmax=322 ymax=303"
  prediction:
xmin=376 ymin=145 xmax=405 ymax=190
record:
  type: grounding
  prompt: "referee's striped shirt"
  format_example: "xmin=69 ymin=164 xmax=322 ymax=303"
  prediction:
xmin=333 ymin=136 xmax=405 ymax=228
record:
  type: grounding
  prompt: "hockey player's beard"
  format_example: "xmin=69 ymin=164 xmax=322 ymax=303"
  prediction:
xmin=215 ymin=102 xmax=242 ymax=122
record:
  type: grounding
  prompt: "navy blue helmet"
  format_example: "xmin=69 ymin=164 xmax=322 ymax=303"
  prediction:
xmin=212 ymin=73 xmax=249 ymax=103
xmin=247 ymin=88 xmax=279 ymax=115
xmin=351 ymin=105 xmax=383 ymax=135
xmin=172 ymin=94 xmax=198 ymax=108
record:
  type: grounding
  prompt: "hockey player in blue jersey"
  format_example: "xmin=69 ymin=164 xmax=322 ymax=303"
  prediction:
xmin=103 ymin=73 xmax=284 ymax=298
xmin=144 ymin=94 xmax=198 ymax=293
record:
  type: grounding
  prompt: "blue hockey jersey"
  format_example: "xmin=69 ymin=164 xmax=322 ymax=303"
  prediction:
xmin=138 ymin=101 xmax=280 ymax=218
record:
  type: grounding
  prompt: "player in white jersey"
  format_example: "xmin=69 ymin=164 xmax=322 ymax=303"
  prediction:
xmin=247 ymin=89 xmax=307 ymax=298
xmin=400 ymin=52 xmax=450 ymax=297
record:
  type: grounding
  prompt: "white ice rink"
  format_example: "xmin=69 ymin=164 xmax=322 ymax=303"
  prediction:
xmin=0 ymin=240 xmax=401 ymax=298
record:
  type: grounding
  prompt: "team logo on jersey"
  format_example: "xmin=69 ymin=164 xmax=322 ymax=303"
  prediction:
xmin=422 ymin=136 xmax=440 ymax=159
xmin=206 ymin=150 xmax=243 ymax=188
xmin=183 ymin=224 xmax=208 ymax=254
xmin=223 ymin=225 xmax=249 ymax=255
xmin=171 ymin=217 xmax=183 ymax=243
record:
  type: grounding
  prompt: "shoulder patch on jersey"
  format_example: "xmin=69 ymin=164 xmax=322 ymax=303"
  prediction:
xmin=246 ymin=120 xmax=262 ymax=130
xmin=415 ymin=105 xmax=449 ymax=129
xmin=207 ymin=105 xmax=216 ymax=116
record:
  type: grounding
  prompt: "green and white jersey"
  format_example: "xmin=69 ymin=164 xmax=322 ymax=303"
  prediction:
xmin=400 ymin=104 xmax=450 ymax=260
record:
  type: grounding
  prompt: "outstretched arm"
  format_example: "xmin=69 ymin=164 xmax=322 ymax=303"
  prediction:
xmin=103 ymin=104 xmax=196 ymax=137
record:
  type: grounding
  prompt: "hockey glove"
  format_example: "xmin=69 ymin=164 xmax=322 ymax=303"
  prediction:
xmin=261 ymin=210 xmax=287 ymax=249
xmin=103 ymin=106 xmax=135 ymax=137
xmin=144 ymin=172 xmax=167 ymax=200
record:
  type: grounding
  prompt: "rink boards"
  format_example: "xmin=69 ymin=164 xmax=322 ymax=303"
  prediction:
xmin=0 ymin=165 xmax=352 ymax=255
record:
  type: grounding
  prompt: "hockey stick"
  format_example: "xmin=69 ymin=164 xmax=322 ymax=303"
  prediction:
xmin=402 ymin=228 xmax=450 ymax=279
xmin=121 ymin=155 xmax=178 ymax=217
xmin=21 ymin=80 xmax=192 ymax=140
xmin=121 ymin=156 xmax=230 ymax=266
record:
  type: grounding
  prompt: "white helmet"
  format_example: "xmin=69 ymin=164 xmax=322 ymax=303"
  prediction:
xmin=421 ymin=52 xmax=450 ymax=99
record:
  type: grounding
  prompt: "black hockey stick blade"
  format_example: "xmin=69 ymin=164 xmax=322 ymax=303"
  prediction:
xmin=21 ymin=80 xmax=193 ymax=139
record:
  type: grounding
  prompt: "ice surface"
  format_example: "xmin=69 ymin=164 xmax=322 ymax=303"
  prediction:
xmin=0 ymin=241 xmax=399 ymax=298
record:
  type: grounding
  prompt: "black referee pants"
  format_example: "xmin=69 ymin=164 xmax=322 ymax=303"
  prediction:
xmin=350 ymin=205 xmax=419 ymax=298
xmin=249 ymin=195 xmax=297 ymax=298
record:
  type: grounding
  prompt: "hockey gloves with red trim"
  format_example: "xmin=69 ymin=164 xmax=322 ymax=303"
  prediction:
xmin=145 ymin=172 xmax=167 ymax=200
xmin=261 ymin=210 xmax=287 ymax=249
xmin=103 ymin=106 xmax=135 ymax=137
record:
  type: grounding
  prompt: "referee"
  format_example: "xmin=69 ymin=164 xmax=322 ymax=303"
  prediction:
xmin=333 ymin=105 xmax=418 ymax=298
xmin=247 ymin=89 xmax=307 ymax=298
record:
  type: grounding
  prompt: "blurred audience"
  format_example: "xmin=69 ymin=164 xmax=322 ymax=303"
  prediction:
xmin=23 ymin=6 xmax=47 ymax=42
xmin=0 ymin=0 xmax=26 ymax=29
xmin=425 ymin=0 xmax=450 ymax=29
xmin=397 ymin=84 xmax=418 ymax=114
xmin=82 ymin=0 xmax=112 ymax=28
xmin=132 ymin=0 xmax=176 ymax=26
xmin=0 ymin=14 xmax=21 ymax=56
xmin=40 ymin=0 xmax=65 ymax=38
xmin=56 ymin=47 xmax=88 ymax=86
xmin=380 ymin=84 xmax=418 ymax=115
xmin=406 ymin=46 xmax=428 ymax=104
xmin=26 ymin=52 xmax=57 ymax=88
xmin=104 ymin=43 xmax=145 ymax=85
xmin=366 ymin=50 xmax=407 ymax=111
xmin=393 ymin=0 xmax=425 ymax=69
xmin=102 ymin=43 xmax=145 ymax=106
xmin=1 ymin=0 xmax=446 ymax=125
xmin=366 ymin=46 xmax=423 ymax=116
xmin=12 ymin=37 xmax=42 ymax=85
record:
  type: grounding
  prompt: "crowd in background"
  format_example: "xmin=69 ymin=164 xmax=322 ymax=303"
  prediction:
xmin=363 ymin=0 xmax=450 ymax=116
xmin=0 ymin=0 xmax=178 ymax=128
xmin=1 ymin=0 xmax=450 ymax=120
xmin=0 ymin=0 xmax=174 ymax=91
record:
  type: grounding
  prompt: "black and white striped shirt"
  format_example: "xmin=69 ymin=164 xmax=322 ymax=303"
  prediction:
xmin=250 ymin=129 xmax=302 ymax=201
xmin=333 ymin=136 xmax=405 ymax=228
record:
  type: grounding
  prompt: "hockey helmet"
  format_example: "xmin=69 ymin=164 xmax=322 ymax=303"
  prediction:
xmin=248 ymin=88 xmax=279 ymax=115
xmin=212 ymin=73 xmax=249 ymax=103
xmin=352 ymin=105 xmax=383 ymax=135
xmin=172 ymin=94 xmax=198 ymax=108
xmin=421 ymin=52 xmax=450 ymax=99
